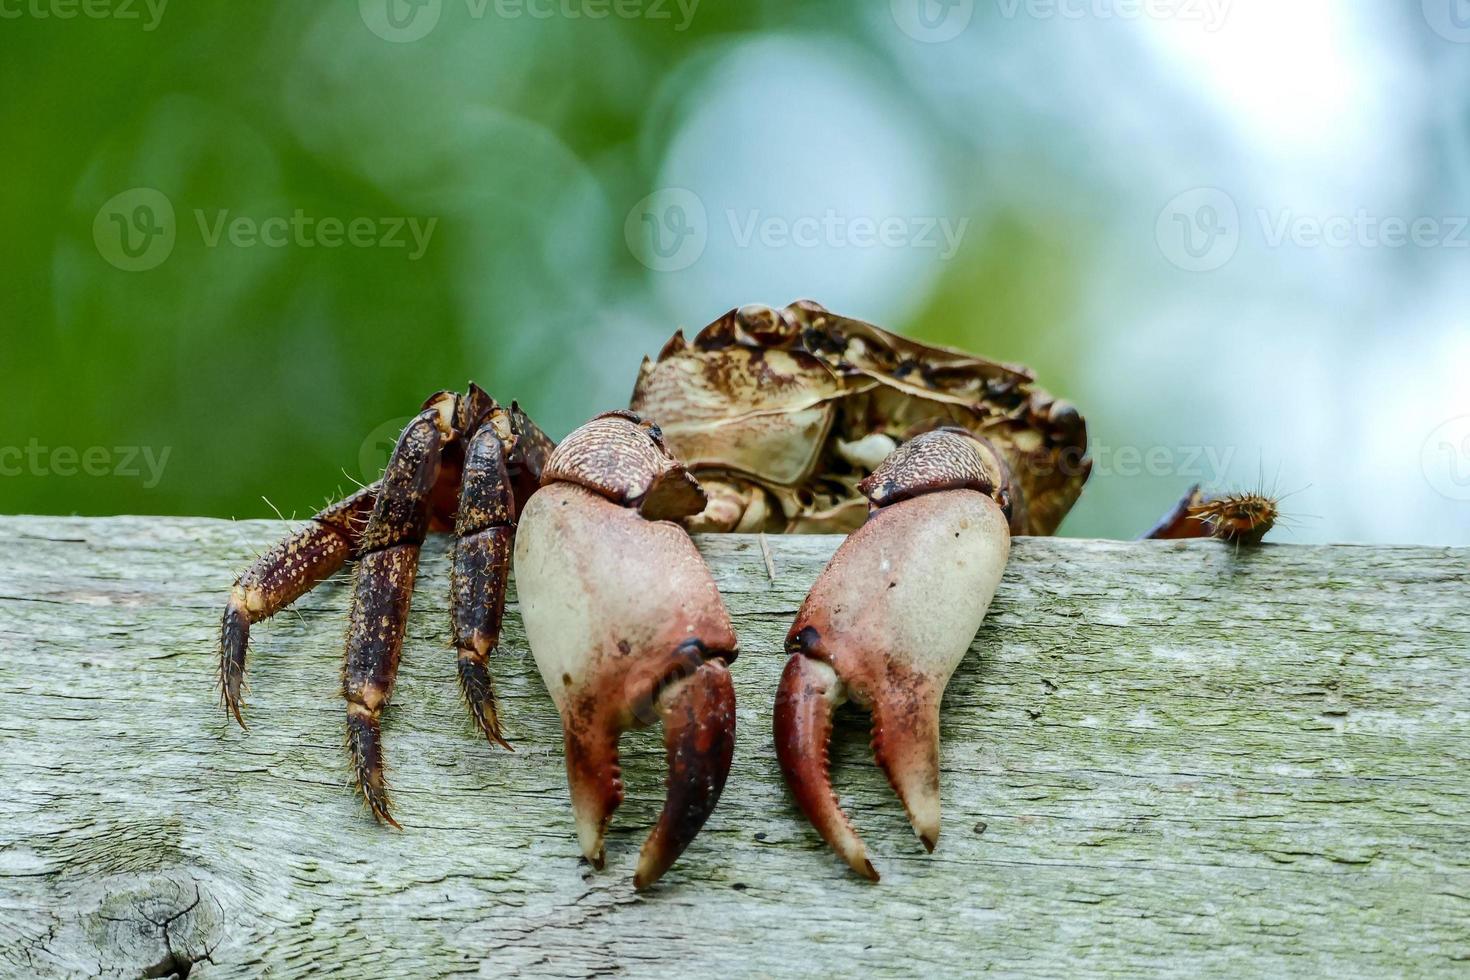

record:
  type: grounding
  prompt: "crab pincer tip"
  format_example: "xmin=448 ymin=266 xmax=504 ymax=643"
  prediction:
xmin=632 ymin=660 xmax=737 ymax=890
xmin=774 ymin=653 xmax=884 ymax=881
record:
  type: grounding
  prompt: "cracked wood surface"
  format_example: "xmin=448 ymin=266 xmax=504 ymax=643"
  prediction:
xmin=0 ymin=516 xmax=1467 ymax=978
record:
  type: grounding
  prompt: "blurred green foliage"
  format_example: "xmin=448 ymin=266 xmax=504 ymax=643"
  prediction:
xmin=2 ymin=2 xmax=1100 ymax=526
xmin=5 ymin=2 xmax=1459 ymax=544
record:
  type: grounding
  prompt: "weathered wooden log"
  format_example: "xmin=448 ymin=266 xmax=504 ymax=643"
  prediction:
xmin=0 ymin=517 xmax=1466 ymax=977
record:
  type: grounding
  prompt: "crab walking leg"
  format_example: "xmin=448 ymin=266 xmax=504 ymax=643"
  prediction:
xmin=449 ymin=394 xmax=555 ymax=747
xmin=219 ymin=482 xmax=378 ymax=727
xmin=450 ymin=423 xmax=517 ymax=749
xmin=1141 ymin=484 xmax=1208 ymax=540
xmin=504 ymin=401 xmax=556 ymax=503
xmin=342 ymin=399 xmax=452 ymax=827
xmin=774 ymin=429 xmax=1013 ymax=880
xmin=1142 ymin=483 xmax=1278 ymax=545
xmin=514 ymin=413 xmax=738 ymax=888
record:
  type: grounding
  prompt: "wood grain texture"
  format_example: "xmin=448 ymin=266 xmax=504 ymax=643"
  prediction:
xmin=0 ymin=516 xmax=1466 ymax=978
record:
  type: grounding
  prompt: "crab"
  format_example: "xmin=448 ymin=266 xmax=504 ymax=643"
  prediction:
xmin=220 ymin=300 xmax=1254 ymax=887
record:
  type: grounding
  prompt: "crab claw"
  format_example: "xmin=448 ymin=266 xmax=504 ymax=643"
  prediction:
xmin=514 ymin=413 xmax=739 ymax=888
xmin=634 ymin=656 xmax=737 ymax=889
xmin=774 ymin=429 xmax=1013 ymax=880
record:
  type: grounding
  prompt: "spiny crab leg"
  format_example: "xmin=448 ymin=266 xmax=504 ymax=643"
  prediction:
xmin=219 ymin=383 xmax=556 ymax=828
xmin=342 ymin=395 xmax=454 ymax=826
xmin=774 ymin=428 xmax=1013 ymax=881
xmin=514 ymin=412 xmax=738 ymax=889
xmin=450 ymin=413 xmax=518 ymax=750
xmin=220 ymin=483 xmax=377 ymax=727
xmin=1142 ymin=483 xmax=1279 ymax=546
